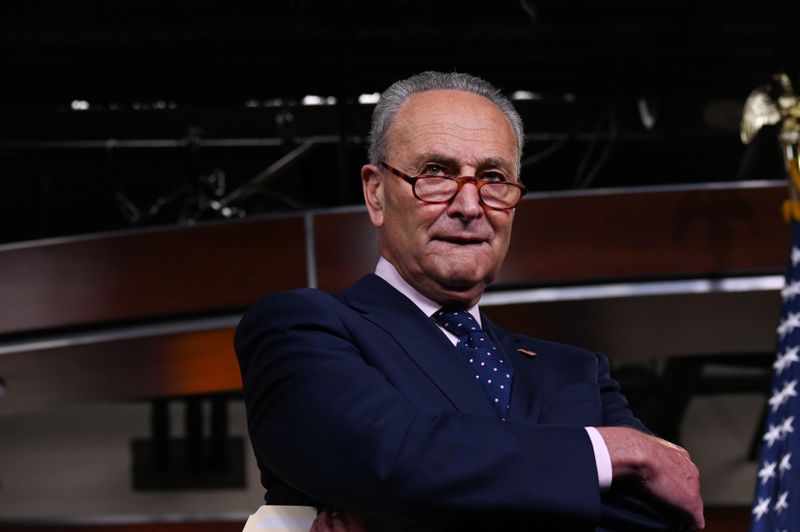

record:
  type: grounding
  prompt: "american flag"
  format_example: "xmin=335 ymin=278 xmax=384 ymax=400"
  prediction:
xmin=751 ymin=225 xmax=800 ymax=531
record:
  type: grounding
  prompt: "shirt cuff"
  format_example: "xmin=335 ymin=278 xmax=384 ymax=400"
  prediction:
xmin=585 ymin=426 xmax=612 ymax=491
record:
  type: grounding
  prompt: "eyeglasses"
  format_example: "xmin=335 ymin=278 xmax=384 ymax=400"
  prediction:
xmin=379 ymin=162 xmax=526 ymax=211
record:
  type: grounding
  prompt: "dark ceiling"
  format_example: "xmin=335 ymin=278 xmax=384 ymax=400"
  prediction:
xmin=0 ymin=0 xmax=796 ymax=244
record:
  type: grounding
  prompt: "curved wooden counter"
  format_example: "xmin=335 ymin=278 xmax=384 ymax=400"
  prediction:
xmin=0 ymin=181 xmax=789 ymax=415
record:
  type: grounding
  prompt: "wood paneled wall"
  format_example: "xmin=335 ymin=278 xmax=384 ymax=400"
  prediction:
xmin=0 ymin=181 xmax=789 ymax=414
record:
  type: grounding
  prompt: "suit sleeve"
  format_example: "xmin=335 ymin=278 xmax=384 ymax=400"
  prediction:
xmin=595 ymin=350 xmax=649 ymax=432
xmin=593 ymin=352 xmax=678 ymax=530
xmin=235 ymin=290 xmax=604 ymax=525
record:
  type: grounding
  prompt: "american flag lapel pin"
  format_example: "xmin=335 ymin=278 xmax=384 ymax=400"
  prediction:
xmin=516 ymin=348 xmax=537 ymax=358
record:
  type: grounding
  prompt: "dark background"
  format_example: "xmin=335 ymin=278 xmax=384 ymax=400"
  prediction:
xmin=1 ymin=0 xmax=796 ymax=244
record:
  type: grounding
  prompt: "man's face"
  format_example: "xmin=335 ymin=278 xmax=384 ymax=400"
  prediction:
xmin=362 ymin=89 xmax=519 ymax=307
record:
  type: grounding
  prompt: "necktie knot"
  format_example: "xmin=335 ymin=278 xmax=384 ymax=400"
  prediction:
xmin=433 ymin=309 xmax=480 ymax=340
xmin=433 ymin=308 xmax=513 ymax=419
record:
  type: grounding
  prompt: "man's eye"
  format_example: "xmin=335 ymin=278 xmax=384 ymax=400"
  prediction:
xmin=421 ymin=164 xmax=447 ymax=176
xmin=480 ymin=171 xmax=506 ymax=182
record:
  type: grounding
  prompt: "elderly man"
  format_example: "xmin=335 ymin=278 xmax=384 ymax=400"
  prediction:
xmin=236 ymin=72 xmax=703 ymax=531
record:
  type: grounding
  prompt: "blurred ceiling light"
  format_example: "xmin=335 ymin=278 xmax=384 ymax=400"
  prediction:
xmin=302 ymin=95 xmax=324 ymax=106
xmin=358 ymin=93 xmax=380 ymax=105
xmin=511 ymin=91 xmax=542 ymax=101
xmin=301 ymin=95 xmax=338 ymax=106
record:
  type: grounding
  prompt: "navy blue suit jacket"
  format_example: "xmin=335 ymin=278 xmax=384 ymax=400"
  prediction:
xmin=235 ymin=274 xmax=675 ymax=530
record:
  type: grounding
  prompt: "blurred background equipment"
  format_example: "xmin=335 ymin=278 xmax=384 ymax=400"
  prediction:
xmin=0 ymin=0 xmax=796 ymax=244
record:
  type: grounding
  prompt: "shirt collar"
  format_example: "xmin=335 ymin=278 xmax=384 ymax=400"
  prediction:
xmin=374 ymin=256 xmax=482 ymax=327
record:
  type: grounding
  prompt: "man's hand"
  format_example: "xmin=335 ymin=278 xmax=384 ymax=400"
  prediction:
xmin=597 ymin=426 xmax=704 ymax=530
xmin=310 ymin=508 xmax=367 ymax=532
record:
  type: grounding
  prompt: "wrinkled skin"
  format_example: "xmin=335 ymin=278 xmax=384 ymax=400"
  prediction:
xmin=362 ymin=89 xmax=518 ymax=308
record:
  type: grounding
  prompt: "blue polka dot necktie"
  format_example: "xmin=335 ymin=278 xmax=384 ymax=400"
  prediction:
xmin=433 ymin=309 xmax=513 ymax=419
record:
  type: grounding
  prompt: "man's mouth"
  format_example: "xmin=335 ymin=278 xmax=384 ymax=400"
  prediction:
xmin=434 ymin=235 xmax=488 ymax=245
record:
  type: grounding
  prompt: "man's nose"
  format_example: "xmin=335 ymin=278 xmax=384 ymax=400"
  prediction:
xmin=446 ymin=180 xmax=483 ymax=220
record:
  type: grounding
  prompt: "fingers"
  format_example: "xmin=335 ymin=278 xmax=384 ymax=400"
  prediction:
xmin=657 ymin=443 xmax=704 ymax=530
xmin=309 ymin=511 xmax=328 ymax=532
xmin=331 ymin=511 xmax=348 ymax=532
xmin=310 ymin=508 xmax=368 ymax=532
xmin=596 ymin=426 xmax=704 ymax=529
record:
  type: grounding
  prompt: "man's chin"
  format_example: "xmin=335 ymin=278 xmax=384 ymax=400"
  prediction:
xmin=425 ymin=272 xmax=492 ymax=307
xmin=404 ymin=256 xmax=498 ymax=305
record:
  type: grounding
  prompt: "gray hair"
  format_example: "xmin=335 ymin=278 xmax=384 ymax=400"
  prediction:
xmin=367 ymin=71 xmax=525 ymax=174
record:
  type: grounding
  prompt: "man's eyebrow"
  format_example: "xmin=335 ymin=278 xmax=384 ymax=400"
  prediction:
xmin=413 ymin=154 xmax=513 ymax=171
xmin=480 ymin=157 xmax=514 ymax=171
xmin=413 ymin=153 xmax=458 ymax=167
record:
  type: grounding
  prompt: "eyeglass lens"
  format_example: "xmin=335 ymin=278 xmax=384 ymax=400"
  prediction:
xmin=414 ymin=177 xmax=521 ymax=208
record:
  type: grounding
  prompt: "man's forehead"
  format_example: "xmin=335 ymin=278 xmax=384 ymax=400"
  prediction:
xmin=388 ymin=89 xmax=518 ymax=167
xmin=394 ymin=89 xmax=499 ymax=120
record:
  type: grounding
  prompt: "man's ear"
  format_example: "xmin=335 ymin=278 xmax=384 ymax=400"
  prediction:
xmin=361 ymin=164 xmax=385 ymax=228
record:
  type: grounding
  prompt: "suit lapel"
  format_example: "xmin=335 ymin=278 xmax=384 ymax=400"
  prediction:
xmin=482 ymin=314 xmax=544 ymax=422
xmin=341 ymin=275 xmax=497 ymax=417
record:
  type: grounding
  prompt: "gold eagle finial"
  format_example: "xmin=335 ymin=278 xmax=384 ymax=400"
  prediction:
xmin=741 ymin=74 xmax=800 ymax=222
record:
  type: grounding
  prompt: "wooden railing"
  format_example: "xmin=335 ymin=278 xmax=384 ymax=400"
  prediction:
xmin=0 ymin=181 xmax=789 ymax=415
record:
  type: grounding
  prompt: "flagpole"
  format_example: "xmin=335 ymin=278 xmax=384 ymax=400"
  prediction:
xmin=744 ymin=73 xmax=800 ymax=532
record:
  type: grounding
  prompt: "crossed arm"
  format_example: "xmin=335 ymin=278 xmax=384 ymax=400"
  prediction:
xmin=311 ymin=431 xmax=703 ymax=531
xmin=237 ymin=291 xmax=703 ymax=530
